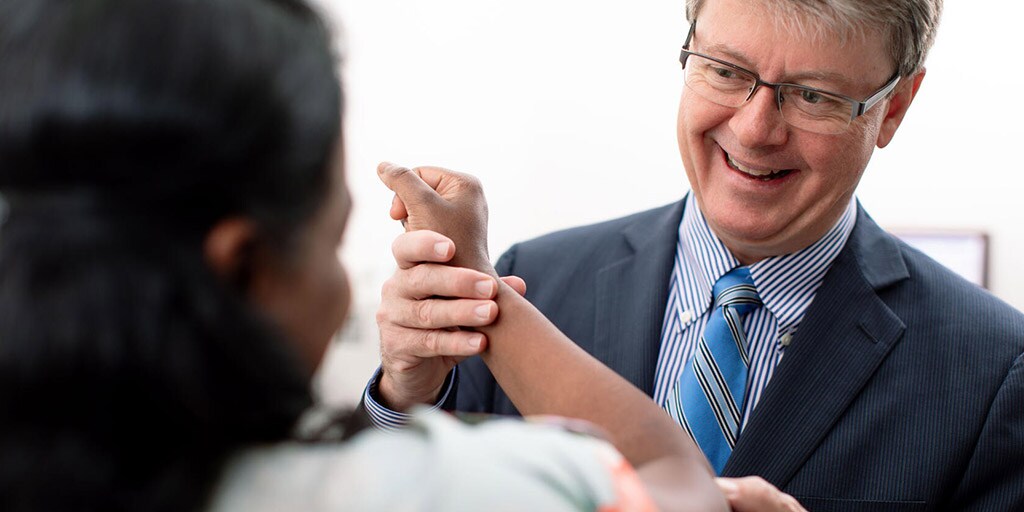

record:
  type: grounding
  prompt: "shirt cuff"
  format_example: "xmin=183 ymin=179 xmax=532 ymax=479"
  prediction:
xmin=362 ymin=366 xmax=457 ymax=432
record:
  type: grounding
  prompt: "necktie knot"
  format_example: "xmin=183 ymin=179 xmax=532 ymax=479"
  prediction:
xmin=712 ymin=267 xmax=761 ymax=315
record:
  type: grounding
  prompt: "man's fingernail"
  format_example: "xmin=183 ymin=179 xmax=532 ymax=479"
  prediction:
xmin=468 ymin=335 xmax=483 ymax=349
xmin=717 ymin=479 xmax=739 ymax=497
xmin=475 ymin=279 xmax=494 ymax=297
xmin=474 ymin=304 xmax=492 ymax=320
xmin=434 ymin=241 xmax=450 ymax=258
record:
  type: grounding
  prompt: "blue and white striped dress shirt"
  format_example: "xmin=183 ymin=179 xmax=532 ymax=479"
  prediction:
xmin=362 ymin=367 xmax=456 ymax=431
xmin=364 ymin=194 xmax=856 ymax=431
xmin=653 ymin=194 xmax=856 ymax=425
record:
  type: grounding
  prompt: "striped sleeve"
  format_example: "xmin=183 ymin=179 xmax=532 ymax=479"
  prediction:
xmin=361 ymin=366 xmax=457 ymax=431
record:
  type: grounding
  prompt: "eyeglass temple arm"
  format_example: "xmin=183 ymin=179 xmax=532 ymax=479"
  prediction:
xmin=683 ymin=18 xmax=697 ymax=49
xmin=856 ymin=74 xmax=901 ymax=117
xmin=679 ymin=19 xmax=697 ymax=69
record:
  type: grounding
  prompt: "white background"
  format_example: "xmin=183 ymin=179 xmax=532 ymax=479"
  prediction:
xmin=312 ymin=1 xmax=1024 ymax=405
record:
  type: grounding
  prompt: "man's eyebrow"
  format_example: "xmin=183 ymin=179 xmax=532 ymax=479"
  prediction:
xmin=786 ymin=70 xmax=857 ymax=90
xmin=700 ymin=43 xmax=756 ymax=68
xmin=699 ymin=42 xmax=858 ymax=90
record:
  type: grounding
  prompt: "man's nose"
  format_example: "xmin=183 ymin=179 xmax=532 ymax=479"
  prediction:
xmin=728 ymin=85 xmax=789 ymax=148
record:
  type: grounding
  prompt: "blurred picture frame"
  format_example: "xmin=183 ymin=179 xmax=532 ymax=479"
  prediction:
xmin=890 ymin=229 xmax=989 ymax=289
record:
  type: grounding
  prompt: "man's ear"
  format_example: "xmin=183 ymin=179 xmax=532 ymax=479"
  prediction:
xmin=204 ymin=217 xmax=259 ymax=290
xmin=876 ymin=68 xmax=926 ymax=148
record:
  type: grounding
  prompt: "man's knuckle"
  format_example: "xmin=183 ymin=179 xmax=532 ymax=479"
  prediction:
xmin=407 ymin=266 xmax=430 ymax=294
xmin=390 ymin=236 xmax=403 ymax=258
xmin=421 ymin=329 xmax=442 ymax=354
xmin=747 ymin=476 xmax=769 ymax=488
xmin=381 ymin=275 xmax=399 ymax=299
xmin=377 ymin=325 xmax=400 ymax=350
xmin=415 ymin=300 xmax=435 ymax=326
xmin=455 ymin=177 xmax=482 ymax=197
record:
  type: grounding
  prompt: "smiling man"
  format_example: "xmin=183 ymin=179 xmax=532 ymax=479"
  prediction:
xmin=676 ymin=0 xmax=910 ymax=265
xmin=364 ymin=0 xmax=1024 ymax=509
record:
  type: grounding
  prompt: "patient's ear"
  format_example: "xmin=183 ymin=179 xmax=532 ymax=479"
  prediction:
xmin=204 ymin=217 xmax=259 ymax=289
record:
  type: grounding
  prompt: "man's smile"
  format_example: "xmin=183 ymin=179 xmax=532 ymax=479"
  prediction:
xmin=724 ymin=151 xmax=795 ymax=181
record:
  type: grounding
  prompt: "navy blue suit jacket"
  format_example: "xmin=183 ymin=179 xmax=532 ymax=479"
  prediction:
xmin=452 ymin=199 xmax=1024 ymax=511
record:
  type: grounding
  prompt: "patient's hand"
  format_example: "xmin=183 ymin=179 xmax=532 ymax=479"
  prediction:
xmin=377 ymin=162 xmax=492 ymax=275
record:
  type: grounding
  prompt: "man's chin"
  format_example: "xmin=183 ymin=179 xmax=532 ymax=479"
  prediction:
xmin=705 ymin=216 xmax=797 ymax=262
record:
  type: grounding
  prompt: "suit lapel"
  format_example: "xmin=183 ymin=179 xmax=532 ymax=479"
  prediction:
xmin=592 ymin=200 xmax=685 ymax=395
xmin=723 ymin=207 xmax=910 ymax=484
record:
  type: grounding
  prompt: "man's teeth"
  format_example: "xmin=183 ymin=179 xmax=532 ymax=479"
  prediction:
xmin=727 ymin=154 xmax=786 ymax=177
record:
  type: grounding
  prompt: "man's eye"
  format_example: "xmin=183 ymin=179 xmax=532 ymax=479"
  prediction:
xmin=711 ymin=66 xmax=738 ymax=79
xmin=800 ymin=90 xmax=823 ymax=104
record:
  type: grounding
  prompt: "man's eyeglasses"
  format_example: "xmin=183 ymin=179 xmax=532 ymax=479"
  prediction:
xmin=679 ymin=19 xmax=901 ymax=135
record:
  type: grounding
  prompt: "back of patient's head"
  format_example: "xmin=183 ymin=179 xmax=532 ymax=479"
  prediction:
xmin=0 ymin=0 xmax=341 ymax=509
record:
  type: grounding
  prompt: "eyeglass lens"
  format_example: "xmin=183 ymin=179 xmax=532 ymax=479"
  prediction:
xmin=683 ymin=53 xmax=854 ymax=135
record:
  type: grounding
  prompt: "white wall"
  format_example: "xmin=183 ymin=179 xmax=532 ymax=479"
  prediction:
xmin=313 ymin=0 xmax=1024 ymax=405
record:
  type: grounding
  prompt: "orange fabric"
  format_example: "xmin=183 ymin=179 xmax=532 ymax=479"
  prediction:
xmin=595 ymin=446 xmax=659 ymax=512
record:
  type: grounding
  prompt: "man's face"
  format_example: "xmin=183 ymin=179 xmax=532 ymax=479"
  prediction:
xmin=677 ymin=0 xmax=917 ymax=263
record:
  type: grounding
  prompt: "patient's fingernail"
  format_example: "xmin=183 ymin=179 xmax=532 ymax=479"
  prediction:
xmin=474 ymin=279 xmax=494 ymax=297
xmin=474 ymin=304 xmax=492 ymax=320
xmin=434 ymin=241 xmax=450 ymax=258
xmin=468 ymin=335 xmax=483 ymax=349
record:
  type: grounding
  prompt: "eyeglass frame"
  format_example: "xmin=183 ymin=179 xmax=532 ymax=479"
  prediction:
xmin=679 ymin=19 xmax=902 ymax=126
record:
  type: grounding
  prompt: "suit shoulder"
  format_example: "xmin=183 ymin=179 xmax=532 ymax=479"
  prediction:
xmin=893 ymin=237 xmax=1024 ymax=339
xmin=511 ymin=202 xmax=680 ymax=255
xmin=494 ymin=200 xmax=682 ymax=284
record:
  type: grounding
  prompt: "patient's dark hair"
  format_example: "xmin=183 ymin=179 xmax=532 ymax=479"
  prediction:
xmin=0 ymin=0 xmax=341 ymax=509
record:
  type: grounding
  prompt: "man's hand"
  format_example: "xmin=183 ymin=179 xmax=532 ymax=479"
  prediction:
xmin=716 ymin=477 xmax=808 ymax=512
xmin=375 ymin=229 xmax=525 ymax=410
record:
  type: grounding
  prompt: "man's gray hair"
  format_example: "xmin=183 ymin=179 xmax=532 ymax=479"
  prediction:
xmin=686 ymin=0 xmax=943 ymax=77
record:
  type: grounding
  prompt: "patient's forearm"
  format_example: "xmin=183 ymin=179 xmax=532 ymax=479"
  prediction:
xmin=477 ymin=284 xmax=724 ymax=511
xmin=477 ymin=283 xmax=702 ymax=468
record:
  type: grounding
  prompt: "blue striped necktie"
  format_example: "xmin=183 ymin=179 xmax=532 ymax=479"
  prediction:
xmin=669 ymin=266 xmax=762 ymax=474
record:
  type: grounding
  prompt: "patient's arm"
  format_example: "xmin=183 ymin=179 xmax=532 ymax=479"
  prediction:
xmin=377 ymin=162 xmax=727 ymax=512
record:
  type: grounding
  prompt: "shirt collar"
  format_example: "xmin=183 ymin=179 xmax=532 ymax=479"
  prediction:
xmin=676 ymin=194 xmax=857 ymax=335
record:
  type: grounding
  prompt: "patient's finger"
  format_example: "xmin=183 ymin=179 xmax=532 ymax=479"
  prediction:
xmin=390 ymin=193 xmax=408 ymax=222
xmin=377 ymin=162 xmax=438 ymax=205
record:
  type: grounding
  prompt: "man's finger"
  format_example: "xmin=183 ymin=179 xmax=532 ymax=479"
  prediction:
xmin=384 ymin=264 xmax=497 ymax=302
xmin=500 ymin=275 xmax=527 ymax=296
xmin=413 ymin=297 xmax=496 ymax=327
xmin=716 ymin=477 xmax=807 ymax=512
xmin=386 ymin=296 xmax=497 ymax=329
xmin=381 ymin=324 xmax=488 ymax=360
xmin=391 ymin=231 xmax=456 ymax=268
